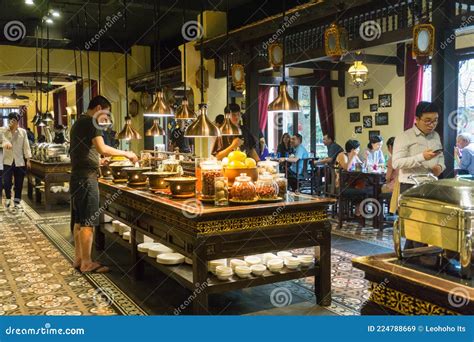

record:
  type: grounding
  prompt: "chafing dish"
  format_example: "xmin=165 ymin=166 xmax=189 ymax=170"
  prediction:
xmin=164 ymin=176 xmax=197 ymax=198
xmin=122 ymin=167 xmax=152 ymax=187
xmin=109 ymin=161 xmax=133 ymax=182
xmin=394 ymin=177 xmax=474 ymax=278
xmin=144 ymin=171 xmax=178 ymax=190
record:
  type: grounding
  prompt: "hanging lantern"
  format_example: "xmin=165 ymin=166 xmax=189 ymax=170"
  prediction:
xmin=43 ymin=111 xmax=54 ymax=122
xmin=220 ymin=114 xmax=241 ymax=136
xmin=324 ymin=22 xmax=348 ymax=61
xmin=185 ymin=104 xmax=220 ymax=138
xmin=268 ymin=43 xmax=283 ymax=71
xmin=175 ymin=98 xmax=196 ymax=120
xmin=231 ymin=64 xmax=245 ymax=92
xmin=145 ymin=119 xmax=165 ymax=136
xmin=412 ymin=23 xmax=435 ymax=65
xmin=144 ymin=89 xmax=174 ymax=117
xmin=348 ymin=60 xmax=369 ymax=87
xmin=267 ymin=81 xmax=300 ymax=114
xmin=116 ymin=116 xmax=142 ymax=140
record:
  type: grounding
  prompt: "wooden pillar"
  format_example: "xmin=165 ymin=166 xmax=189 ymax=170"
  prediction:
xmin=431 ymin=0 xmax=457 ymax=177
xmin=245 ymin=55 xmax=260 ymax=139
xmin=310 ymin=87 xmax=317 ymax=154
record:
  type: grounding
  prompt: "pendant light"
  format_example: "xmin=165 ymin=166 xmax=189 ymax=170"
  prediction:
xmin=348 ymin=53 xmax=368 ymax=87
xmin=220 ymin=0 xmax=241 ymax=136
xmin=185 ymin=1 xmax=220 ymax=138
xmin=144 ymin=0 xmax=174 ymax=117
xmin=267 ymin=0 xmax=300 ymax=114
xmin=117 ymin=0 xmax=141 ymax=140
xmin=145 ymin=119 xmax=165 ymax=136
xmin=175 ymin=0 xmax=196 ymax=120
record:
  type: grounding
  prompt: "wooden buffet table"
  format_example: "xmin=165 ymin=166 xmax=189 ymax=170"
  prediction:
xmin=352 ymin=248 xmax=474 ymax=315
xmin=27 ymin=159 xmax=71 ymax=210
xmin=97 ymin=179 xmax=334 ymax=314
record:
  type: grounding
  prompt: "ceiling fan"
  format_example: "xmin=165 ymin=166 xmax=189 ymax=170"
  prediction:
xmin=7 ymin=87 xmax=29 ymax=100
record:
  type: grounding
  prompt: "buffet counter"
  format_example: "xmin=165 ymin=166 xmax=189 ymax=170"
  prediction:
xmin=97 ymin=178 xmax=334 ymax=314
xmin=352 ymin=248 xmax=474 ymax=315
xmin=27 ymin=159 xmax=71 ymax=209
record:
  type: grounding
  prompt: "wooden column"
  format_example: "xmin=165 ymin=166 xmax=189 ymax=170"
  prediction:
xmin=310 ymin=87 xmax=317 ymax=154
xmin=431 ymin=0 xmax=457 ymax=177
xmin=245 ymin=55 xmax=260 ymax=139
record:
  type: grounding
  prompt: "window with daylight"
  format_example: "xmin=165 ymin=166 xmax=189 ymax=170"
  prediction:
xmin=265 ymin=86 xmax=323 ymax=157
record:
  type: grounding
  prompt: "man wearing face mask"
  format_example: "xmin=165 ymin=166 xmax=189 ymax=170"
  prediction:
xmin=2 ymin=112 xmax=32 ymax=209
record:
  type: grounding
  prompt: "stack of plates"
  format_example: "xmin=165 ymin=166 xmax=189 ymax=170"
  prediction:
xmin=112 ymin=220 xmax=121 ymax=233
xmin=277 ymin=251 xmax=293 ymax=259
xmin=118 ymin=223 xmax=130 ymax=236
xmin=230 ymin=259 xmax=247 ymax=271
xmin=244 ymin=256 xmax=262 ymax=266
xmin=284 ymin=256 xmax=300 ymax=270
xmin=267 ymin=258 xmax=284 ymax=273
xmin=235 ymin=265 xmax=251 ymax=278
xmin=297 ymin=255 xmax=314 ymax=267
xmin=148 ymin=244 xmax=175 ymax=258
xmin=209 ymin=259 xmax=227 ymax=274
xmin=123 ymin=231 xmax=131 ymax=242
xmin=156 ymin=253 xmax=185 ymax=265
xmin=250 ymin=264 xmax=267 ymax=276
xmin=215 ymin=266 xmax=233 ymax=280
xmin=137 ymin=242 xmax=158 ymax=253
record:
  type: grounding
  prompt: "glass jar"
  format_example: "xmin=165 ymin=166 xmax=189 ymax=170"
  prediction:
xmin=140 ymin=152 xmax=152 ymax=167
xmin=161 ymin=157 xmax=180 ymax=173
xmin=230 ymin=173 xmax=257 ymax=201
xmin=201 ymin=160 xmax=223 ymax=199
xmin=275 ymin=173 xmax=288 ymax=197
xmin=256 ymin=172 xmax=279 ymax=200
xmin=257 ymin=157 xmax=279 ymax=177
xmin=214 ymin=177 xmax=229 ymax=206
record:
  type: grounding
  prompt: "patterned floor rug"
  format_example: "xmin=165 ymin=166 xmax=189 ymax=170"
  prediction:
xmin=330 ymin=219 xmax=395 ymax=249
xmin=0 ymin=205 xmax=145 ymax=316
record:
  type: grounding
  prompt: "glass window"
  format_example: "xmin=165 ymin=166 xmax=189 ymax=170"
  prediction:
xmin=421 ymin=65 xmax=432 ymax=102
xmin=298 ymin=86 xmax=311 ymax=153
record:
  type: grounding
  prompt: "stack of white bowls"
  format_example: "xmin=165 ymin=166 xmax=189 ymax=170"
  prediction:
xmin=123 ymin=231 xmax=131 ymax=242
xmin=112 ymin=220 xmax=121 ymax=233
xmin=137 ymin=242 xmax=158 ymax=253
xmin=230 ymin=259 xmax=247 ymax=271
xmin=148 ymin=244 xmax=175 ymax=258
xmin=297 ymin=255 xmax=314 ymax=267
xmin=118 ymin=223 xmax=130 ymax=236
xmin=209 ymin=259 xmax=227 ymax=274
xmin=263 ymin=253 xmax=278 ymax=265
xmin=250 ymin=264 xmax=267 ymax=276
xmin=244 ymin=256 xmax=262 ymax=266
xmin=284 ymin=256 xmax=301 ymax=270
xmin=277 ymin=251 xmax=293 ymax=259
xmin=234 ymin=265 xmax=251 ymax=278
xmin=267 ymin=258 xmax=284 ymax=273
xmin=215 ymin=266 xmax=233 ymax=280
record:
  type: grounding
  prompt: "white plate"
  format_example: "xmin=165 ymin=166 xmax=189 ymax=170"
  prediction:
xmin=156 ymin=253 xmax=185 ymax=265
xmin=148 ymin=244 xmax=175 ymax=258
xmin=137 ymin=242 xmax=158 ymax=253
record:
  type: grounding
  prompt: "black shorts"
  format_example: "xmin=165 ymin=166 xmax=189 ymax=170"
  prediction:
xmin=70 ymin=175 xmax=100 ymax=227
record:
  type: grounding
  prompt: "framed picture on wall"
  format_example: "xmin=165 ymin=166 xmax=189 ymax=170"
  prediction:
xmin=378 ymin=94 xmax=392 ymax=108
xmin=369 ymin=130 xmax=381 ymax=140
xmin=375 ymin=112 xmax=389 ymax=126
xmin=355 ymin=126 xmax=363 ymax=134
xmin=349 ymin=112 xmax=360 ymax=122
xmin=370 ymin=104 xmax=378 ymax=112
xmin=363 ymin=116 xmax=373 ymax=128
xmin=347 ymin=96 xmax=359 ymax=109
xmin=362 ymin=89 xmax=374 ymax=100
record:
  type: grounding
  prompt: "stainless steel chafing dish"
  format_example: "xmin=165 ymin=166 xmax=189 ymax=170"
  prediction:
xmin=394 ymin=177 xmax=474 ymax=278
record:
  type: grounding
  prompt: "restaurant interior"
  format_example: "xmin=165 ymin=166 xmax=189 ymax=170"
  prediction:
xmin=0 ymin=0 xmax=472 ymax=316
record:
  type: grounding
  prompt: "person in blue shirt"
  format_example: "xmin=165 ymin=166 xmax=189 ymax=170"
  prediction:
xmin=287 ymin=133 xmax=308 ymax=190
xmin=455 ymin=133 xmax=474 ymax=175
xmin=364 ymin=134 xmax=385 ymax=167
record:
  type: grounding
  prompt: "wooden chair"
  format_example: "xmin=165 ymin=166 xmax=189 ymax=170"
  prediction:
xmin=294 ymin=157 xmax=319 ymax=195
xmin=336 ymin=169 xmax=370 ymax=229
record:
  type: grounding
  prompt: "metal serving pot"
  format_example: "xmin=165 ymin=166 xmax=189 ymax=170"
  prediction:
xmin=144 ymin=171 xmax=178 ymax=190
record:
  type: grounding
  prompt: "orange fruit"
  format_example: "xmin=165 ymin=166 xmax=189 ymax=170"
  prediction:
xmin=244 ymin=158 xmax=256 ymax=168
xmin=228 ymin=150 xmax=247 ymax=162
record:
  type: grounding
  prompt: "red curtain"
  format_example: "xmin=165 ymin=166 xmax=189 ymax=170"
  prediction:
xmin=403 ymin=45 xmax=424 ymax=130
xmin=258 ymin=86 xmax=270 ymax=133
xmin=19 ymin=105 xmax=27 ymax=128
xmin=76 ymin=81 xmax=84 ymax=114
xmin=314 ymin=70 xmax=335 ymax=139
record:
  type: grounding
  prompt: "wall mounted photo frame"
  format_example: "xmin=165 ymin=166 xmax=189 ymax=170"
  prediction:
xmin=355 ymin=126 xmax=362 ymax=134
xmin=378 ymin=94 xmax=392 ymax=108
xmin=362 ymin=89 xmax=374 ymax=100
xmin=375 ymin=112 xmax=389 ymax=126
xmin=363 ymin=115 xmax=373 ymax=128
xmin=369 ymin=104 xmax=378 ymax=112
xmin=347 ymin=96 xmax=359 ymax=109
xmin=369 ymin=130 xmax=381 ymax=140
xmin=349 ymin=112 xmax=360 ymax=122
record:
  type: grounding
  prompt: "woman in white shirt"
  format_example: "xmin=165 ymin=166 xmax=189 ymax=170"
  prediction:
xmin=364 ymin=135 xmax=385 ymax=168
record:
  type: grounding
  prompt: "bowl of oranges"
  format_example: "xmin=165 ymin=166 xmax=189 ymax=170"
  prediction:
xmin=222 ymin=149 xmax=258 ymax=185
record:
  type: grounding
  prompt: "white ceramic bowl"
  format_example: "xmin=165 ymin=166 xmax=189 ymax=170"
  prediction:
xmin=137 ymin=242 xmax=158 ymax=253
xmin=277 ymin=251 xmax=293 ymax=259
xmin=234 ymin=265 xmax=251 ymax=278
xmin=217 ymin=273 xmax=232 ymax=281
xmin=123 ymin=231 xmax=131 ymax=241
xmin=112 ymin=220 xmax=121 ymax=233
xmin=250 ymin=264 xmax=266 ymax=276
xmin=263 ymin=253 xmax=278 ymax=264
xmin=230 ymin=259 xmax=247 ymax=270
xmin=269 ymin=266 xmax=283 ymax=273
xmin=215 ymin=266 xmax=233 ymax=275
xmin=244 ymin=256 xmax=262 ymax=266
xmin=284 ymin=257 xmax=300 ymax=269
xmin=209 ymin=259 xmax=227 ymax=274
xmin=267 ymin=258 xmax=284 ymax=268
xmin=297 ymin=255 xmax=314 ymax=267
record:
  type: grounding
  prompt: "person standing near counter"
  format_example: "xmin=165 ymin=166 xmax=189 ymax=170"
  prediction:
xmin=70 ymin=95 xmax=138 ymax=274
xmin=2 ymin=112 xmax=32 ymax=210
xmin=392 ymin=101 xmax=445 ymax=249
xmin=212 ymin=103 xmax=259 ymax=161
